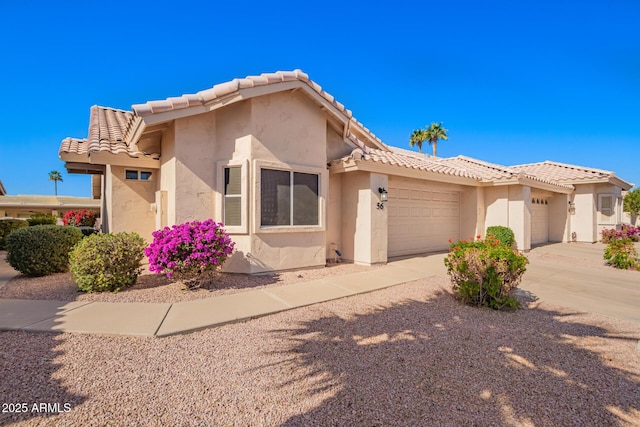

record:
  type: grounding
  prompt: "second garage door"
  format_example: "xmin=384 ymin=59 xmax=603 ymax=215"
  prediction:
xmin=531 ymin=197 xmax=549 ymax=245
xmin=388 ymin=177 xmax=460 ymax=257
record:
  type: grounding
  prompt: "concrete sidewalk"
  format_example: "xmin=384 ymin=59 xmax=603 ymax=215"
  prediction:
xmin=1 ymin=243 xmax=639 ymax=338
xmin=0 ymin=253 xmax=448 ymax=338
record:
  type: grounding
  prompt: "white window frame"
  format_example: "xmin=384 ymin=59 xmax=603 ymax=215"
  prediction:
xmin=253 ymin=160 xmax=325 ymax=234
xmin=217 ymin=160 xmax=249 ymax=234
xmin=598 ymin=193 xmax=616 ymax=225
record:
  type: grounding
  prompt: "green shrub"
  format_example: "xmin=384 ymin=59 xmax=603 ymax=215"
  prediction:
xmin=27 ymin=213 xmax=57 ymax=226
xmin=5 ymin=225 xmax=83 ymax=276
xmin=603 ymin=238 xmax=640 ymax=271
xmin=70 ymin=232 xmax=146 ymax=293
xmin=486 ymin=225 xmax=516 ymax=248
xmin=0 ymin=219 xmax=28 ymax=250
xmin=444 ymin=237 xmax=528 ymax=310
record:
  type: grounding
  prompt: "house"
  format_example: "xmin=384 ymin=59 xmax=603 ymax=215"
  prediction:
xmin=0 ymin=179 xmax=100 ymax=220
xmin=58 ymin=70 xmax=633 ymax=273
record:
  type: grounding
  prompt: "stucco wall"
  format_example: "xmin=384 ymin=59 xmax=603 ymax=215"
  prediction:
xmin=339 ymin=171 xmax=388 ymax=265
xmin=548 ymin=193 xmax=569 ymax=242
xmin=107 ymin=165 xmax=157 ymax=241
xmin=484 ymin=186 xmax=509 ymax=231
xmin=460 ymin=186 xmax=484 ymax=239
xmin=326 ymin=124 xmax=352 ymax=162
xmin=173 ymin=111 xmax=218 ymax=223
xmin=160 ymin=123 xmax=176 ymax=226
xmin=161 ymin=90 xmax=331 ymax=273
xmin=327 ymin=173 xmax=343 ymax=261
xmin=571 ymin=184 xmax=596 ymax=242
xmin=508 ymin=185 xmax=531 ymax=251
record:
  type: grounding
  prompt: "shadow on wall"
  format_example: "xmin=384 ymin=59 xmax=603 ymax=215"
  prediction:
xmin=268 ymin=292 xmax=640 ymax=426
xmin=0 ymin=331 xmax=86 ymax=425
xmin=224 ymin=250 xmax=274 ymax=274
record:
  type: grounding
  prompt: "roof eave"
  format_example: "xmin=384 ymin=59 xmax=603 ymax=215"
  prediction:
xmin=329 ymin=159 xmax=481 ymax=186
xmin=135 ymin=79 xmax=388 ymax=152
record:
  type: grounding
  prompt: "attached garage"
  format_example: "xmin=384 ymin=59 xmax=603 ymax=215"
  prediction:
xmin=387 ymin=176 xmax=460 ymax=257
xmin=531 ymin=196 xmax=549 ymax=245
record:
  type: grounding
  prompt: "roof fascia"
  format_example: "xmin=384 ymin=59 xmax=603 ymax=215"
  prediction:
xmin=480 ymin=177 xmax=574 ymax=194
xmin=609 ymin=176 xmax=634 ymax=190
xmin=329 ymin=159 xmax=480 ymax=186
xmin=63 ymin=162 xmax=106 ymax=175
xmin=136 ymin=80 xmax=388 ymax=151
xmin=89 ymin=152 xmax=160 ymax=169
xmin=518 ymin=177 xmax=574 ymax=194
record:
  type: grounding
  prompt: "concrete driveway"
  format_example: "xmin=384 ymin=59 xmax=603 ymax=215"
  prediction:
xmin=520 ymin=243 xmax=640 ymax=324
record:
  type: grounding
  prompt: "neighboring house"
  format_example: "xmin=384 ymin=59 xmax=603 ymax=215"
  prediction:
xmin=58 ymin=70 xmax=633 ymax=273
xmin=0 ymin=179 xmax=100 ymax=220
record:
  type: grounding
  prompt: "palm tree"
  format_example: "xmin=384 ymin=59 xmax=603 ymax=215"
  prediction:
xmin=409 ymin=122 xmax=449 ymax=157
xmin=409 ymin=128 xmax=428 ymax=153
xmin=424 ymin=122 xmax=448 ymax=157
xmin=49 ymin=170 xmax=63 ymax=196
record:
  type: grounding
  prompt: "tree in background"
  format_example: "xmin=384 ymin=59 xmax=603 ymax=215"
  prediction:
xmin=49 ymin=170 xmax=63 ymax=196
xmin=409 ymin=128 xmax=428 ymax=154
xmin=623 ymin=188 xmax=640 ymax=218
xmin=409 ymin=122 xmax=448 ymax=157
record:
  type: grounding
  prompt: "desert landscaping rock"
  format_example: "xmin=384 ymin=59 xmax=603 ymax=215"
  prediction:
xmin=1 ymin=276 xmax=639 ymax=426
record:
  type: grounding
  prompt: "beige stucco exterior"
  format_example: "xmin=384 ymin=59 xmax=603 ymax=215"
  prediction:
xmin=0 ymin=194 xmax=100 ymax=221
xmin=59 ymin=71 xmax=634 ymax=273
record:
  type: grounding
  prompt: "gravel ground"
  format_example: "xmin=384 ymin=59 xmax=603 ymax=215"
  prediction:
xmin=0 ymin=261 xmax=382 ymax=303
xmin=1 ymin=252 xmax=639 ymax=426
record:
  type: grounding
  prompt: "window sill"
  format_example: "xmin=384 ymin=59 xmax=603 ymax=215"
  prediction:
xmin=256 ymin=225 xmax=324 ymax=234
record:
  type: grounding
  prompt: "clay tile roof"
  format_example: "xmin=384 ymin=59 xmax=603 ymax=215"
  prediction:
xmin=435 ymin=155 xmax=514 ymax=180
xmin=0 ymin=180 xmax=6 ymax=196
xmin=60 ymin=106 xmax=142 ymax=158
xmin=333 ymin=147 xmax=484 ymax=180
xmin=131 ymin=69 xmax=381 ymax=147
xmin=509 ymin=160 xmax=615 ymax=182
xmin=59 ymin=137 xmax=89 ymax=155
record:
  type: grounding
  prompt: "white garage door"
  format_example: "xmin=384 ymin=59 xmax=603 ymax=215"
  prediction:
xmin=388 ymin=178 xmax=460 ymax=257
xmin=531 ymin=197 xmax=549 ymax=245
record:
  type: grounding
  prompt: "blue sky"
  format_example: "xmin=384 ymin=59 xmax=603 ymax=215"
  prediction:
xmin=1 ymin=0 xmax=638 ymax=197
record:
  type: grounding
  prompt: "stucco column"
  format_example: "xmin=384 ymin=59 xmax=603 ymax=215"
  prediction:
xmin=508 ymin=185 xmax=531 ymax=251
xmin=549 ymin=193 xmax=570 ymax=242
xmin=343 ymin=171 xmax=388 ymax=265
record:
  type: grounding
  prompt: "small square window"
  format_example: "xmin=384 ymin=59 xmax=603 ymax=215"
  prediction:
xmin=125 ymin=170 xmax=152 ymax=181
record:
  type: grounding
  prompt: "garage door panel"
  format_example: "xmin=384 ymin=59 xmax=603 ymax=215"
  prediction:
xmin=388 ymin=180 xmax=460 ymax=257
xmin=531 ymin=200 xmax=549 ymax=245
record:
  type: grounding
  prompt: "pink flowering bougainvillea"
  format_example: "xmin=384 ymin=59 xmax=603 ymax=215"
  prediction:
xmin=62 ymin=209 xmax=98 ymax=227
xmin=144 ymin=219 xmax=235 ymax=283
xmin=601 ymin=225 xmax=640 ymax=243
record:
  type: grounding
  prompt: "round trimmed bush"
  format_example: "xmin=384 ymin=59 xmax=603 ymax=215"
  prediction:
xmin=6 ymin=225 xmax=83 ymax=276
xmin=70 ymin=232 xmax=146 ymax=293
xmin=0 ymin=219 xmax=28 ymax=250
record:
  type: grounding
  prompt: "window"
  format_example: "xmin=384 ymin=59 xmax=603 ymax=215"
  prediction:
xmin=598 ymin=194 xmax=615 ymax=224
xmin=125 ymin=170 xmax=152 ymax=181
xmin=261 ymin=169 xmax=319 ymax=226
xmin=224 ymin=167 xmax=241 ymax=226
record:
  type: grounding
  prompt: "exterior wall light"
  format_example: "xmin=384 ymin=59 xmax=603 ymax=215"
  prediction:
xmin=377 ymin=187 xmax=388 ymax=210
xmin=568 ymin=200 xmax=576 ymax=215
